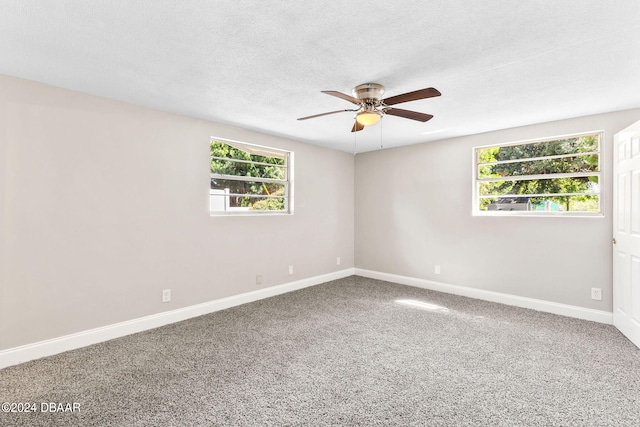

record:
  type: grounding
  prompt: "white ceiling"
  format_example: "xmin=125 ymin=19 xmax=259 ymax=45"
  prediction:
xmin=1 ymin=0 xmax=639 ymax=152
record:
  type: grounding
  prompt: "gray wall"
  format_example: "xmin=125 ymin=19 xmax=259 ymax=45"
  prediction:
xmin=0 ymin=75 xmax=355 ymax=351
xmin=3 ymin=71 xmax=638 ymax=353
xmin=355 ymin=109 xmax=640 ymax=311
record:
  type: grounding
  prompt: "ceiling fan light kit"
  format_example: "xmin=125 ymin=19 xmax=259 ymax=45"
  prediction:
xmin=356 ymin=110 xmax=382 ymax=126
xmin=298 ymin=83 xmax=441 ymax=133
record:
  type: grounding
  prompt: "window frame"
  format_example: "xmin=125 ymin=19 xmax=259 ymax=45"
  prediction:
xmin=472 ymin=131 xmax=604 ymax=217
xmin=209 ymin=137 xmax=293 ymax=216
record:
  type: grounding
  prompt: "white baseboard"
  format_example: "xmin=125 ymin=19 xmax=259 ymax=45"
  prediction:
xmin=355 ymin=268 xmax=613 ymax=325
xmin=0 ymin=268 xmax=355 ymax=370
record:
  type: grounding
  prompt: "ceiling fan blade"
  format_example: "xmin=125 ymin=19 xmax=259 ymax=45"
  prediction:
xmin=297 ymin=109 xmax=354 ymax=120
xmin=322 ymin=90 xmax=361 ymax=105
xmin=382 ymin=87 xmax=441 ymax=106
xmin=351 ymin=121 xmax=365 ymax=132
xmin=384 ymin=108 xmax=434 ymax=122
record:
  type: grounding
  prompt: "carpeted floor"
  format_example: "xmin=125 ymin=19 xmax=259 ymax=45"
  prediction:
xmin=1 ymin=276 xmax=639 ymax=426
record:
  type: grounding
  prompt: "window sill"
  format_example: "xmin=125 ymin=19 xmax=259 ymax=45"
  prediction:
xmin=473 ymin=211 xmax=603 ymax=218
xmin=210 ymin=211 xmax=293 ymax=217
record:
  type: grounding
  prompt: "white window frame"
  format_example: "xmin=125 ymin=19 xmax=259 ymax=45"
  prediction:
xmin=210 ymin=137 xmax=293 ymax=216
xmin=472 ymin=131 xmax=604 ymax=217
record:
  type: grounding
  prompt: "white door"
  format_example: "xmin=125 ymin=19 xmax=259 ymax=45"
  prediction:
xmin=613 ymin=119 xmax=640 ymax=348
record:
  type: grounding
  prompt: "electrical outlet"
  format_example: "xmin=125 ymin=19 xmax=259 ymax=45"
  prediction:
xmin=337 ymin=257 xmax=341 ymax=266
xmin=162 ymin=289 xmax=171 ymax=303
xmin=289 ymin=265 xmax=294 ymax=275
xmin=591 ymin=288 xmax=602 ymax=301
xmin=435 ymin=265 xmax=441 ymax=275
xmin=256 ymin=275 xmax=262 ymax=285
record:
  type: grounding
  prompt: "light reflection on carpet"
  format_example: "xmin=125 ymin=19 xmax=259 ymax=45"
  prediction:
xmin=395 ymin=299 xmax=450 ymax=312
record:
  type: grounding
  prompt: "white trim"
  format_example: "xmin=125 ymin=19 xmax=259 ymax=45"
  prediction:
xmin=0 ymin=268 xmax=355 ymax=370
xmin=354 ymin=268 xmax=613 ymax=324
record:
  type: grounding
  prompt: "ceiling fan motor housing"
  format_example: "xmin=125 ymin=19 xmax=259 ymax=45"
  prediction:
xmin=352 ymin=83 xmax=385 ymax=101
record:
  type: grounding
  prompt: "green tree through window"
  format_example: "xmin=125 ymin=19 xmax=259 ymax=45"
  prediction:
xmin=475 ymin=133 xmax=601 ymax=213
xmin=210 ymin=140 xmax=290 ymax=213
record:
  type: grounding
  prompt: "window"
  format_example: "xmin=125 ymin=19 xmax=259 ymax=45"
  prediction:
xmin=210 ymin=138 xmax=292 ymax=214
xmin=474 ymin=132 xmax=602 ymax=215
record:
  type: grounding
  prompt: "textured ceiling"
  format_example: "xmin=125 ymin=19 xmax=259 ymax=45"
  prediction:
xmin=1 ymin=0 xmax=639 ymax=152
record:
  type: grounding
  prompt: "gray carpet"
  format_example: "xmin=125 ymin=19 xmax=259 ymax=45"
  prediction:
xmin=1 ymin=276 xmax=639 ymax=426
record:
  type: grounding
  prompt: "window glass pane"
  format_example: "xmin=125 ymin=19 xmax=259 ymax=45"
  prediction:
xmin=479 ymin=176 xmax=599 ymax=197
xmin=211 ymin=179 xmax=285 ymax=197
xmin=475 ymin=132 xmax=601 ymax=215
xmin=247 ymin=196 xmax=287 ymax=211
xmin=210 ymin=138 xmax=291 ymax=215
xmin=209 ymin=194 xmax=286 ymax=211
xmin=479 ymin=195 xmax=599 ymax=212
xmin=478 ymin=135 xmax=599 ymax=162
xmin=478 ymin=154 xmax=599 ymax=178
xmin=211 ymin=159 xmax=286 ymax=180
xmin=225 ymin=141 xmax=286 ymax=161
xmin=211 ymin=141 xmax=285 ymax=167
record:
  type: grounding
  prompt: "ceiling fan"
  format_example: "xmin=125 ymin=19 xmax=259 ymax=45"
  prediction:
xmin=297 ymin=83 xmax=441 ymax=132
